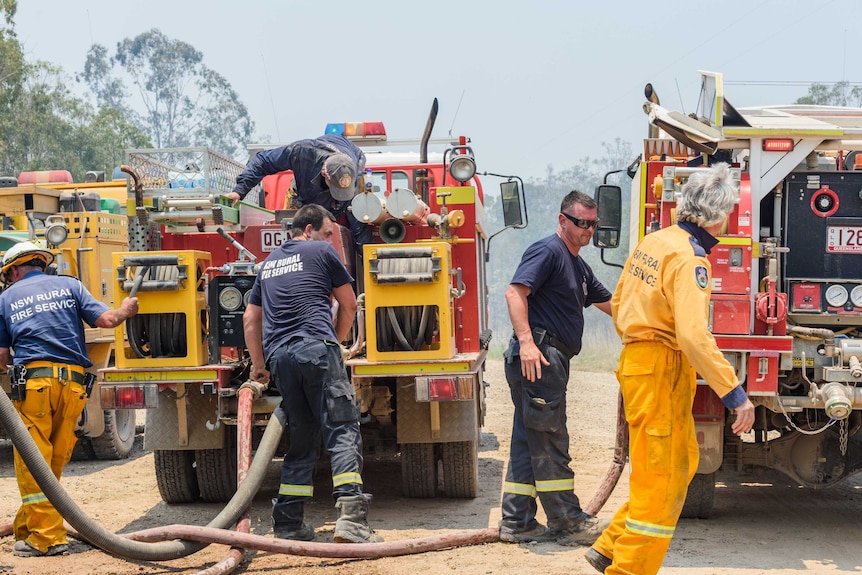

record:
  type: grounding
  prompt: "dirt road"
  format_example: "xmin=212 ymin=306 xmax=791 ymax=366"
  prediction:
xmin=1 ymin=359 xmax=862 ymax=574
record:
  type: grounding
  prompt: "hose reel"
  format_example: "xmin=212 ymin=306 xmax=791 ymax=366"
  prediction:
xmin=114 ymin=251 xmax=211 ymax=367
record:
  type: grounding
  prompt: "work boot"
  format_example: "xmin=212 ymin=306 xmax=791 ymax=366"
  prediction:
xmin=12 ymin=540 xmax=69 ymax=557
xmin=585 ymin=547 xmax=613 ymax=573
xmin=498 ymin=520 xmax=558 ymax=543
xmin=555 ymin=515 xmax=610 ymax=546
xmin=333 ymin=494 xmax=383 ymax=543
xmin=271 ymin=498 xmax=315 ymax=541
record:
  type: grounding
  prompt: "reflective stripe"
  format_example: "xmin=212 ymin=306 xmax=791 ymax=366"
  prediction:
xmin=502 ymin=481 xmax=538 ymax=498
xmin=332 ymin=472 xmax=363 ymax=487
xmin=278 ymin=484 xmax=314 ymax=497
xmin=21 ymin=492 xmax=48 ymax=506
xmin=535 ymin=478 xmax=574 ymax=493
xmin=625 ymin=516 xmax=675 ymax=539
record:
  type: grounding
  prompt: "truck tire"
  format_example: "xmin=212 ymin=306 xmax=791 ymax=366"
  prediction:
xmin=680 ymin=471 xmax=715 ymax=519
xmin=154 ymin=449 xmax=200 ymax=504
xmin=401 ymin=443 xmax=437 ymax=498
xmin=195 ymin=428 xmax=237 ymax=502
xmin=90 ymin=409 xmax=136 ymax=460
xmin=70 ymin=437 xmax=96 ymax=461
xmin=441 ymin=440 xmax=479 ymax=498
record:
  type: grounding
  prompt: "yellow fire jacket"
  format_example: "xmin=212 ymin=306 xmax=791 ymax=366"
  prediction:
xmin=611 ymin=224 xmax=743 ymax=405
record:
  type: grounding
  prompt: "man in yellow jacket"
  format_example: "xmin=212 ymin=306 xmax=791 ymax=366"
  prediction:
xmin=586 ymin=163 xmax=755 ymax=574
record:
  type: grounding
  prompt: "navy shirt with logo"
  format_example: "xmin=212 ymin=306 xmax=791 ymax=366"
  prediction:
xmin=248 ymin=239 xmax=353 ymax=363
xmin=0 ymin=271 xmax=109 ymax=367
xmin=510 ymin=234 xmax=611 ymax=356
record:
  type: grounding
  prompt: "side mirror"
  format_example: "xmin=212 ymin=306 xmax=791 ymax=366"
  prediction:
xmin=500 ymin=180 xmax=526 ymax=228
xmin=593 ymin=185 xmax=622 ymax=249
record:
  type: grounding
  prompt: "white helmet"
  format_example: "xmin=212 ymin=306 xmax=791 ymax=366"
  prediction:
xmin=1 ymin=241 xmax=54 ymax=274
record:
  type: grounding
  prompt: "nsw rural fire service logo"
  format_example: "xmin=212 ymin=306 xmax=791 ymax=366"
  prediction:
xmin=338 ymin=174 xmax=352 ymax=188
xmin=694 ymin=265 xmax=709 ymax=289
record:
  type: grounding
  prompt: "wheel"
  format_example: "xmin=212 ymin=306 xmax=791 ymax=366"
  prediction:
xmin=680 ymin=472 xmax=715 ymax=519
xmin=154 ymin=449 xmax=200 ymax=504
xmin=441 ymin=440 xmax=479 ymax=498
xmin=401 ymin=442 xmax=437 ymax=498
xmin=90 ymin=409 xmax=136 ymax=460
xmin=195 ymin=428 xmax=237 ymax=502
xmin=70 ymin=437 xmax=95 ymax=461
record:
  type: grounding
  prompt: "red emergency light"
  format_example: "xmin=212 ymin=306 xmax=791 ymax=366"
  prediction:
xmin=762 ymin=139 xmax=795 ymax=152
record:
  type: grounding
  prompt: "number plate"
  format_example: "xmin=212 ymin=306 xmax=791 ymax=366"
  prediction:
xmin=260 ymin=229 xmax=287 ymax=252
xmin=827 ymin=226 xmax=862 ymax=253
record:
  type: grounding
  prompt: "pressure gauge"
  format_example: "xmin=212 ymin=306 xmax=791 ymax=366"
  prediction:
xmin=851 ymin=285 xmax=862 ymax=308
xmin=219 ymin=286 xmax=242 ymax=312
xmin=243 ymin=289 xmax=252 ymax=308
xmin=825 ymin=284 xmax=848 ymax=308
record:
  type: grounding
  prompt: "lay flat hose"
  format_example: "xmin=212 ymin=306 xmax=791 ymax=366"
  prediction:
xmin=0 ymin=386 xmax=286 ymax=561
xmin=584 ymin=391 xmax=629 ymax=516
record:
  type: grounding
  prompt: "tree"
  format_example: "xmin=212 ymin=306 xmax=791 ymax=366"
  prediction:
xmin=796 ymin=81 xmax=862 ymax=107
xmin=80 ymin=29 xmax=254 ymax=160
xmin=0 ymin=61 xmax=151 ymax=180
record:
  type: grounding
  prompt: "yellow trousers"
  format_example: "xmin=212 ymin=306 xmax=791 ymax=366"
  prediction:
xmin=594 ymin=342 xmax=699 ymax=575
xmin=12 ymin=375 xmax=86 ymax=553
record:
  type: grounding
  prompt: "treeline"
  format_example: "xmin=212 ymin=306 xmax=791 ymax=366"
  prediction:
xmin=0 ymin=3 xmax=253 ymax=181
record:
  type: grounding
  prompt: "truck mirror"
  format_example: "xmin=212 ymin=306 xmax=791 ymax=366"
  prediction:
xmin=500 ymin=180 xmax=524 ymax=228
xmin=593 ymin=184 xmax=622 ymax=249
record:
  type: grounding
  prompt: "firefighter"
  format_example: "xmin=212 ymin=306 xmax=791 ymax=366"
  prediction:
xmin=0 ymin=241 xmax=138 ymax=557
xmin=243 ymin=204 xmax=381 ymax=543
xmin=586 ymin=163 xmax=755 ymax=574
xmin=227 ymin=134 xmax=372 ymax=249
xmin=499 ymin=190 xmax=613 ymax=544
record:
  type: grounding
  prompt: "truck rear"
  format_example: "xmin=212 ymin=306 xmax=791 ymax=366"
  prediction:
xmin=596 ymin=71 xmax=862 ymax=517
xmin=98 ymin=108 xmax=527 ymax=502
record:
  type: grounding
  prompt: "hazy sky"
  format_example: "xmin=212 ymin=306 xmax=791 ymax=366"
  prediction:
xmin=13 ymin=0 xmax=862 ymax=180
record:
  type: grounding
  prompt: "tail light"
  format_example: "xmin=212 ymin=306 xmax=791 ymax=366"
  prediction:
xmin=101 ymin=384 xmax=159 ymax=409
xmin=415 ymin=376 xmax=474 ymax=402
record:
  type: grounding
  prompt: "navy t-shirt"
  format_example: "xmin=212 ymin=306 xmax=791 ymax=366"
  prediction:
xmin=248 ymin=239 xmax=353 ymax=363
xmin=510 ymin=234 xmax=611 ymax=355
xmin=0 ymin=271 xmax=109 ymax=367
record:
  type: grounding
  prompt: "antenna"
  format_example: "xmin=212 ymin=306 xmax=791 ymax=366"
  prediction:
xmin=448 ymin=90 xmax=466 ymax=136
xmin=261 ymin=54 xmax=281 ymax=141
xmin=675 ymin=78 xmax=685 ymax=114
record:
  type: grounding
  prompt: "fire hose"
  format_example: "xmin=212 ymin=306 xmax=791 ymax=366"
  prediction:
xmin=0 ymin=381 xmax=629 ymax=567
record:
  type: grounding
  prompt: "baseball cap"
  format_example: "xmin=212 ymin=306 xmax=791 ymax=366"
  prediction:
xmin=324 ymin=153 xmax=357 ymax=201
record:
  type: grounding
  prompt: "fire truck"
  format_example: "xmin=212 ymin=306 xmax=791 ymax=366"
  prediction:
xmin=97 ymin=101 xmax=528 ymax=502
xmin=594 ymin=71 xmax=862 ymax=518
xmin=0 ymin=170 xmax=135 ymax=459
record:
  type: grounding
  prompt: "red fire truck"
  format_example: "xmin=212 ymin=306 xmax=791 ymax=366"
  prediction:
xmin=595 ymin=71 xmax=862 ymax=517
xmin=98 ymin=101 xmax=528 ymax=502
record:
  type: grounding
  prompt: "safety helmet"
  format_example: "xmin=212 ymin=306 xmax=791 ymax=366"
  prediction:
xmin=1 ymin=241 xmax=54 ymax=274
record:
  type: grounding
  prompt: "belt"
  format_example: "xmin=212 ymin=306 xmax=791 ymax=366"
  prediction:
xmin=530 ymin=327 xmax=574 ymax=359
xmin=18 ymin=364 xmax=85 ymax=384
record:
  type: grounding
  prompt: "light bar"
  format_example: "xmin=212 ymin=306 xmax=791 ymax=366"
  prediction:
xmin=101 ymin=384 xmax=159 ymax=409
xmin=324 ymin=122 xmax=387 ymax=141
xmin=415 ymin=375 xmax=475 ymax=402
xmin=762 ymin=139 xmax=795 ymax=152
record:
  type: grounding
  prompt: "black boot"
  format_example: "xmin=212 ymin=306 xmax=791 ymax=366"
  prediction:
xmin=333 ymin=494 xmax=383 ymax=543
xmin=271 ymin=498 xmax=315 ymax=541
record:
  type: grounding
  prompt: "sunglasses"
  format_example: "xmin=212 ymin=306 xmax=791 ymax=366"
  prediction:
xmin=561 ymin=212 xmax=600 ymax=230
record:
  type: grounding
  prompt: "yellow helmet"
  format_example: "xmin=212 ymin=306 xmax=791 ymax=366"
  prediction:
xmin=1 ymin=241 xmax=54 ymax=274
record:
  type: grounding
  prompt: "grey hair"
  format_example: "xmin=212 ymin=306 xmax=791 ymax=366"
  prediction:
xmin=676 ymin=163 xmax=737 ymax=227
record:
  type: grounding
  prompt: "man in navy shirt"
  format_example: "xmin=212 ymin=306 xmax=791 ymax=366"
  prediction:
xmin=243 ymin=204 xmax=381 ymax=543
xmin=228 ymin=134 xmax=371 ymax=249
xmin=499 ymin=190 xmax=613 ymax=545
